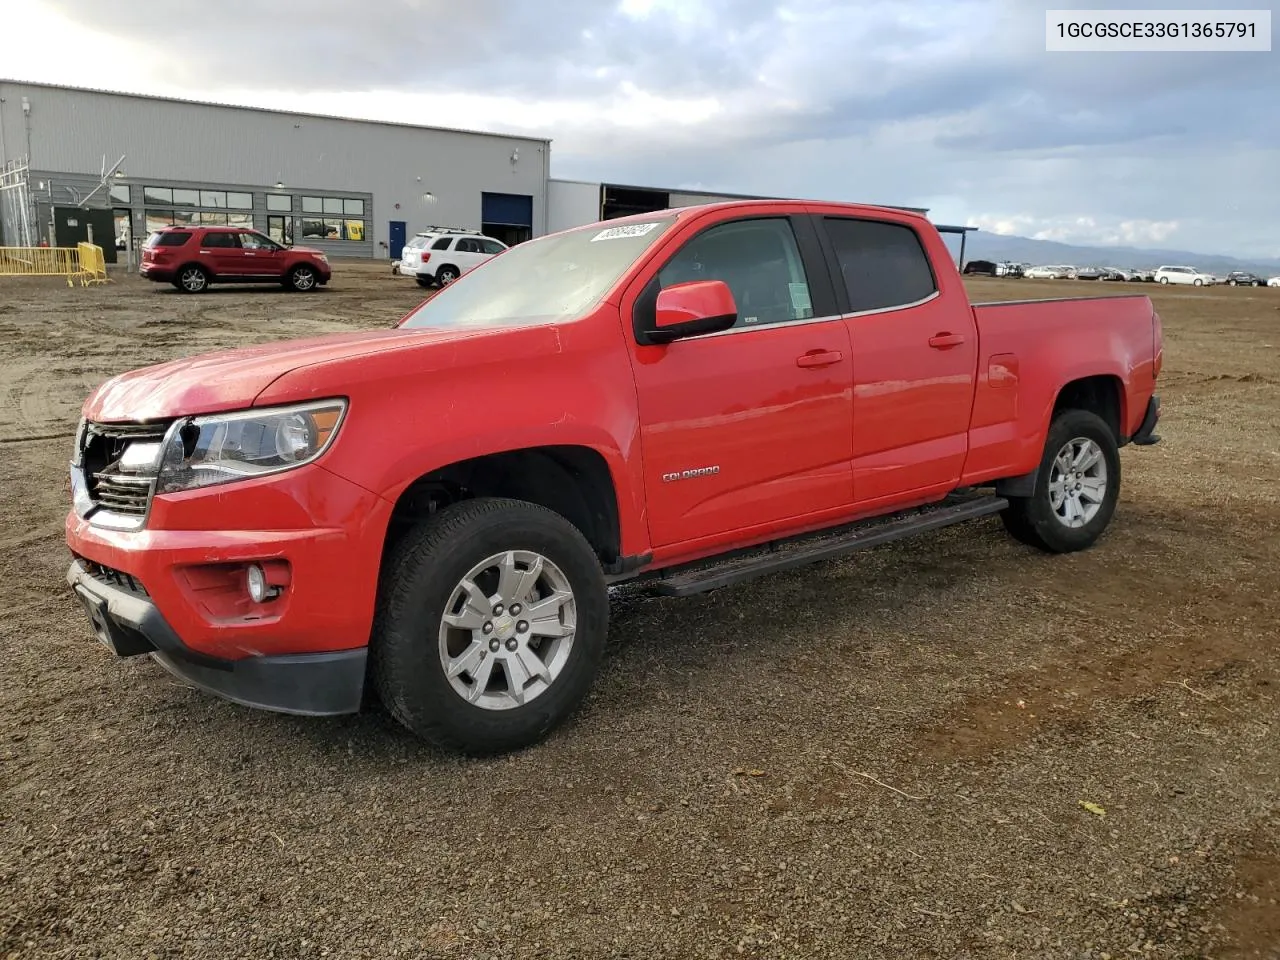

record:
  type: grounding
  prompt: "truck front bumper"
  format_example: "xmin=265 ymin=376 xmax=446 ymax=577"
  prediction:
xmin=67 ymin=558 xmax=366 ymax=715
xmin=63 ymin=461 xmax=392 ymax=716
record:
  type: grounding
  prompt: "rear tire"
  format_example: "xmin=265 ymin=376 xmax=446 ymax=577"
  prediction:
xmin=1000 ymin=409 xmax=1121 ymax=553
xmin=371 ymin=497 xmax=609 ymax=755
xmin=436 ymin=265 xmax=460 ymax=286
xmin=177 ymin=264 xmax=208 ymax=294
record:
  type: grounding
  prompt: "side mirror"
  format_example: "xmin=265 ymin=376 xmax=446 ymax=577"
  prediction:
xmin=645 ymin=280 xmax=738 ymax=345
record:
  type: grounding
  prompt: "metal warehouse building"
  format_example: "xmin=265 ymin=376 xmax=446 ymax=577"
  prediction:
xmin=0 ymin=80 xmax=930 ymax=263
xmin=0 ymin=80 xmax=551 ymax=262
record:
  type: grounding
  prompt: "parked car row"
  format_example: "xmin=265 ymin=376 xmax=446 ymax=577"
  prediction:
xmin=1012 ymin=263 xmax=1280 ymax=287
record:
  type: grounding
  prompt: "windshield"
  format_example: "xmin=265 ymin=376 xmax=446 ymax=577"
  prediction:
xmin=400 ymin=217 xmax=677 ymax=330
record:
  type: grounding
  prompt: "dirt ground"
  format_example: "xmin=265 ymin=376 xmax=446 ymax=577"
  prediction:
xmin=1 ymin=262 xmax=1277 ymax=960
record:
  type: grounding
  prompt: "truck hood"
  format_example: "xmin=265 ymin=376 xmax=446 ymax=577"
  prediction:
xmin=84 ymin=327 xmax=484 ymax=421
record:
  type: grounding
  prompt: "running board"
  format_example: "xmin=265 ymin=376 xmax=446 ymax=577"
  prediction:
xmin=647 ymin=494 xmax=1008 ymax=598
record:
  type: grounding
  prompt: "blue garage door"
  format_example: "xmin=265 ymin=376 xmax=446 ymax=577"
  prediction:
xmin=481 ymin=192 xmax=533 ymax=228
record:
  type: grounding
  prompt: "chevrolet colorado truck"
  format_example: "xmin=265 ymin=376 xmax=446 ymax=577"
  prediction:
xmin=66 ymin=200 xmax=1163 ymax=754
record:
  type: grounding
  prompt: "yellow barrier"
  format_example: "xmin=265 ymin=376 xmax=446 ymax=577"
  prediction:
xmin=0 ymin=243 xmax=111 ymax=286
xmin=76 ymin=242 xmax=109 ymax=286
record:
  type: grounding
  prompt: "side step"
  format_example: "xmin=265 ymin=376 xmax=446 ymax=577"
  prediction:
xmin=647 ymin=494 xmax=1008 ymax=597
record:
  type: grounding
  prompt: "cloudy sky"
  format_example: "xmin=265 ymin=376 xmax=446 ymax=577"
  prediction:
xmin=6 ymin=0 xmax=1278 ymax=257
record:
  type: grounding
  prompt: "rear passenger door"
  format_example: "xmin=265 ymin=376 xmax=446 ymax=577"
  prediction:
xmin=816 ymin=214 xmax=978 ymax=507
xmin=199 ymin=230 xmax=245 ymax=278
xmin=453 ymin=237 xmax=487 ymax=274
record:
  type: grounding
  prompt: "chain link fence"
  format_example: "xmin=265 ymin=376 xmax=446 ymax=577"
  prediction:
xmin=0 ymin=158 xmax=35 ymax=248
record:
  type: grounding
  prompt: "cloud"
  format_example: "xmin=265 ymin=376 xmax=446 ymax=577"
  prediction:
xmin=10 ymin=0 xmax=1280 ymax=257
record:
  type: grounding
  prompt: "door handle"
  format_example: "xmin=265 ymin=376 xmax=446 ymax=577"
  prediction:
xmin=796 ymin=350 xmax=844 ymax=368
xmin=927 ymin=333 xmax=965 ymax=349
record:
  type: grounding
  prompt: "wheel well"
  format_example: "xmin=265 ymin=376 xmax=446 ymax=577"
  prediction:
xmin=1053 ymin=375 xmax=1123 ymax=442
xmin=436 ymin=263 xmax=459 ymax=276
xmin=384 ymin=446 xmax=622 ymax=566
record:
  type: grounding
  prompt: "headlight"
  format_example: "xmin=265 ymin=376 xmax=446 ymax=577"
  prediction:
xmin=156 ymin=399 xmax=346 ymax=494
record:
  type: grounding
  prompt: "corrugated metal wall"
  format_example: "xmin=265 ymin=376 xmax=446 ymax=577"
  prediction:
xmin=547 ymin=179 xmax=602 ymax=233
xmin=0 ymin=82 xmax=550 ymax=256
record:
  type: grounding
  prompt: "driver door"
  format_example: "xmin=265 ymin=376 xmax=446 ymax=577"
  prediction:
xmin=238 ymin=230 xmax=285 ymax=278
xmin=626 ymin=212 xmax=854 ymax=549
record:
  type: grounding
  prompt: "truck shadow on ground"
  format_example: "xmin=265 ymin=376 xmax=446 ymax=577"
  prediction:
xmin=179 ymin=518 xmax=1067 ymax=767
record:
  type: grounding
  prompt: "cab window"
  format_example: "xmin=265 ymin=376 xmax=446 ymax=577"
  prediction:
xmin=657 ymin=218 xmax=814 ymax=328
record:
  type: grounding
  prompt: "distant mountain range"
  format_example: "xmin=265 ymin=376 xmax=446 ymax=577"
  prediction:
xmin=947 ymin=233 xmax=1280 ymax=277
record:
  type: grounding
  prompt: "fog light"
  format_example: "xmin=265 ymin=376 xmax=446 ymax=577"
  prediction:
xmin=246 ymin=563 xmax=268 ymax=603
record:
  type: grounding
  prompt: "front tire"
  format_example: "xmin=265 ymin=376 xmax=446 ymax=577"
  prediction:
xmin=287 ymin=265 xmax=318 ymax=292
xmin=1000 ymin=409 xmax=1121 ymax=553
xmin=1194 ymin=278 xmax=1203 ymax=286
xmin=371 ymin=498 xmax=609 ymax=755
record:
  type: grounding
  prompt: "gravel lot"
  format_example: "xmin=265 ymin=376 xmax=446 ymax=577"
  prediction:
xmin=1 ymin=263 xmax=1277 ymax=959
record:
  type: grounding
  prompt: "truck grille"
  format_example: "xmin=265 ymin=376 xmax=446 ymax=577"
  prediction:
xmin=80 ymin=419 xmax=174 ymax=520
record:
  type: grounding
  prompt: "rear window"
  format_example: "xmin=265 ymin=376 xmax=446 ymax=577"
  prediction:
xmin=146 ymin=231 xmax=192 ymax=248
xmin=823 ymin=217 xmax=938 ymax=314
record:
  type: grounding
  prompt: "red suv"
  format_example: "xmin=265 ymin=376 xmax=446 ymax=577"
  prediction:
xmin=140 ymin=226 xmax=331 ymax=293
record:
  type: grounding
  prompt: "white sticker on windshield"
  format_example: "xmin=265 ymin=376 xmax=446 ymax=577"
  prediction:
xmin=590 ymin=222 xmax=661 ymax=242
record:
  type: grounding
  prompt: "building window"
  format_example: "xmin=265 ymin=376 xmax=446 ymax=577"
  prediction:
xmin=109 ymin=184 xmax=130 ymax=204
xmin=227 ymin=212 xmax=253 ymax=228
xmin=145 ymin=209 xmax=174 ymax=232
xmin=172 ymin=188 xmax=199 ymax=205
xmin=267 ymin=194 xmax=292 ymax=212
xmin=144 ymin=186 xmax=173 ymax=204
xmin=267 ymin=215 xmax=294 ymax=245
xmin=199 ymin=211 xmax=229 ymax=225
xmin=300 ymin=196 xmax=368 ymax=233
xmin=226 ymin=192 xmax=252 ymax=209
xmin=298 ymin=215 xmax=365 ymax=241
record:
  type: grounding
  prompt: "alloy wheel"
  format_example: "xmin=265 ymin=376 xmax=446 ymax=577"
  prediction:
xmin=437 ymin=550 xmax=577 ymax=711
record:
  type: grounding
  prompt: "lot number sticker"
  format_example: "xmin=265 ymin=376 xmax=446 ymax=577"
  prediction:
xmin=591 ymin=222 xmax=661 ymax=242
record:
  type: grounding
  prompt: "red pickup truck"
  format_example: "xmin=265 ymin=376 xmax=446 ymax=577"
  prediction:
xmin=66 ymin=200 xmax=1163 ymax=754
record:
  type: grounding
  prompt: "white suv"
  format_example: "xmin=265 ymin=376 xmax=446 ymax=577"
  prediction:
xmin=394 ymin=233 xmax=433 ymax=276
xmin=399 ymin=229 xmax=507 ymax=288
xmin=1154 ymin=265 xmax=1216 ymax=286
